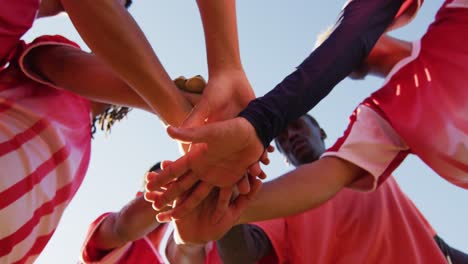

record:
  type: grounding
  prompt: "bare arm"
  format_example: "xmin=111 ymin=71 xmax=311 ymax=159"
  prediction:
xmin=91 ymin=196 xmax=159 ymax=250
xmin=239 ymin=156 xmax=365 ymax=223
xmin=217 ymin=224 xmax=273 ymax=264
xmin=196 ymin=0 xmax=241 ymax=74
xmin=60 ymin=0 xmax=192 ymax=126
xmin=182 ymin=0 xmax=255 ymax=128
xmin=24 ymin=44 xmax=152 ymax=112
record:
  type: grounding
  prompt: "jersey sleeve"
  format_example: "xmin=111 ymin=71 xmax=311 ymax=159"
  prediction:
xmin=0 ymin=0 xmax=39 ymax=66
xmin=80 ymin=213 xmax=133 ymax=264
xmin=17 ymin=35 xmax=82 ymax=90
xmin=239 ymin=0 xmax=405 ymax=148
xmin=251 ymin=218 xmax=288 ymax=263
xmin=322 ymin=101 xmax=410 ymax=191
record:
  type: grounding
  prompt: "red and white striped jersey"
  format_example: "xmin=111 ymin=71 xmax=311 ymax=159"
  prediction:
xmin=0 ymin=36 xmax=92 ymax=263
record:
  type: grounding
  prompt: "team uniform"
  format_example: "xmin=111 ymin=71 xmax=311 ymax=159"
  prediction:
xmin=252 ymin=177 xmax=447 ymax=264
xmin=324 ymin=0 xmax=468 ymax=190
xmin=0 ymin=36 xmax=92 ymax=263
xmin=0 ymin=0 xmax=39 ymax=67
xmin=81 ymin=214 xmax=222 ymax=264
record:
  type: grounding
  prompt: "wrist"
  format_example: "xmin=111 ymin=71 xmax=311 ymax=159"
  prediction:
xmin=208 ymin=65 xmax=245 ymax=78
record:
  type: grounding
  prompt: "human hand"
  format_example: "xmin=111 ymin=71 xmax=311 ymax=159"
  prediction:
xmin=173 ymin=75 xmax=205 ymax=154
xmin=182 ymin=69 xmax=255 ymax=127
xmin=145 ymin=117 xmax=265 ymax=212
xmin=146 ymin=176 xmax=262 ymax=245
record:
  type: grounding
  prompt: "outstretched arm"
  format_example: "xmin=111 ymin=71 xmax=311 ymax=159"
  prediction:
xmin=183 ymin=0 xmax=255 ymax=127
xmin=239 ymin=156 xmax=363 ymax=223
xmin=90 ymin=195 xmax=160 ymax=250
xmin=145 ymin=0 xmax=406 ymax=217
xmin=149 ymin=156 xmax=365 ymax=244
xmin=239 ymin=0 xmax=405 ymax=147
xmin=60 ymin=0 xmax=192 ymax=126
xmin=24 ymin=44 xmax=152 ymax=112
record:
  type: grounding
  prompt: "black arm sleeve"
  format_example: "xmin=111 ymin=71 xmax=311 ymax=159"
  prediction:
xmin=239 ymin=0 xmax=404 ymax=148
xmin=434 ymin=235 xmax=468 ymax=264
xmin=216 ymin=224 xmax=273 ymax=264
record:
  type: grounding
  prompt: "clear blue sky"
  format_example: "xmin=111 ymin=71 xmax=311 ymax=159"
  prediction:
xmin=22 ymin=1 xmax=467 ymax=262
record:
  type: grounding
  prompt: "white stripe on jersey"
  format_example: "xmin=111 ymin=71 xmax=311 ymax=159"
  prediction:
xmin=447 ymin=0 xmax=468 ymax=8
xmin=0 ymin=121 xmax=70 ymax=193
xmin=0 ymin=203 xmax=67 ymax=264
xmin=0 ymin=148 xmax=75 ymax=237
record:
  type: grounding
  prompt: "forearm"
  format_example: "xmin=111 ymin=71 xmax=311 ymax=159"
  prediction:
xmin=25 ymin=45 xmax=152 ymax=112
xmin=239 ymin=157 xmax=363 ymax=223
xmin=239 ymin=0 xmax=404 ymax=147
xmin=92 ymin=196 xmax=159 ymax=250
xmin=217 ymin=224 xmax=272 ymax=264
xmin=60 ymin=0 xmax=191 ymax=126
xmin=196 ymin=0 xmax=243 ymax=74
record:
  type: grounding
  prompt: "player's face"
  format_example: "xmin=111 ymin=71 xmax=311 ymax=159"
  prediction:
xmin=276 ymin=116 xmax=326 ymax=167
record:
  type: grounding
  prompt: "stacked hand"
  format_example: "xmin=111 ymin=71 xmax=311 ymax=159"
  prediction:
xmin=145 ymin=70 xmax=270 ymax=243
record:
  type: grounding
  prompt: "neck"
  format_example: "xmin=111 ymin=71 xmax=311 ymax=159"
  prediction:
xmin=37 ymin=0 xmax=64 ymax=18
xmin=367 ymin=35 xmax=412 ymax=77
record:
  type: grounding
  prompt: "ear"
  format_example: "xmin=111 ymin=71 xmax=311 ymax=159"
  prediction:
xmin=320 ymin=128 xmax=327 ymax=140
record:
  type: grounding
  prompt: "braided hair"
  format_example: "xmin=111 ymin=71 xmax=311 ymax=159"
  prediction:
xmin=91 ymin=105 xmax=132 ymax=136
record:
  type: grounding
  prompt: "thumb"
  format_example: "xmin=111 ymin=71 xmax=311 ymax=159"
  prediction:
xmin=182 ymin=98 xmax=211 ymax=128
xmin=167 ymin=123 xmax=219 ymax=144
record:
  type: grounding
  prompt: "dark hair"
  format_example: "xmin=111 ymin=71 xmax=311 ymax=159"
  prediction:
xmin=91 ymin=105 xmax=132 ymax=136
xmin=303 ymin=114 xmax=320 ymax=128
xmin=273 ymin=114 xmax=322 ymax=151
xmin=125 ymin=0 xmax=133 ymax=8
xmin=148 ymin=162 xmax=162 ymax=173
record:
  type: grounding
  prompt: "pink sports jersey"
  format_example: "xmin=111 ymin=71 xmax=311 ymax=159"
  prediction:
xmin=253 ymin=177 xmax=446 ymax=264
xmin=371 ymin=0 xmax=468 ymax=189
xmin=81 ymin=213 xmax=222 ymax=264
xmin=0 ymin=36 xmax=92 ymax=263
xmin=0 ymin=0 xmax=39 ymax=67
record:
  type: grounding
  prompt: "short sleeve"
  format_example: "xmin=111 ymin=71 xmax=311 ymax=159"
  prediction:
xmin=322 ymin=102 xmax=410 ymax=191
xmin=251 ymin=218 xmax=288 ymax=263
xmin=17 ymin=35 xmax=81 ymax=90
xmin=80 ymin=213 xmax=132 ymax=264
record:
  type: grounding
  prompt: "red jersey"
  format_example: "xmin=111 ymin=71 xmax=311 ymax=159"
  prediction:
xmin=81 ymin=214 xmax=222 ymax=264
xmin=371 ymin=0 xmax=468 ymax=189
xmin=0 ymin=0 xmax=39 ymax=67
xmin=0 ymin=36 xmax=91 ymax=263
xmin=253 ymin=177 xmax=446 ymax=264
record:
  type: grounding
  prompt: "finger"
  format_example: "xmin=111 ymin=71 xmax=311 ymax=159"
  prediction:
xmin=246 ymin=176 xmax=263 ymax=200
xmin=171 ymin=181 xmax=214 ymax=219
xmin=146 ymin=156 xmax=191 ymax=190
xmin=248 ymin=162 xmax=262 ymax=178
xmin=211 ymin=187 xmax=233 ymax=224
xmin=144 ymin=190 xmax=160 ymax=203
xmin=152 ymin=171 xmax=199 ymax=210
xmin=257 ymin=170 xmax=267 ymax=180
xmin=266 ymin=145 xmax=275 ymax=153
xmin=173 ymin=76 xmax=187 ymax=90
xmin=236 ymin=175 xmax=250 ymax=195
xmin=156 ymin=210 xmax=173 ymax=222
xmin=181 ymin=98 xmax=211 ymax=128
xmin=184 ymin=75 xmax=206 ymax=94
xmin=259 ymin=151 xmax=270 ymax=165
xmin=231 ymin=178 xmax=262 ymax=215
xmin=160 ymin=160 xmax=173 ymax=170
